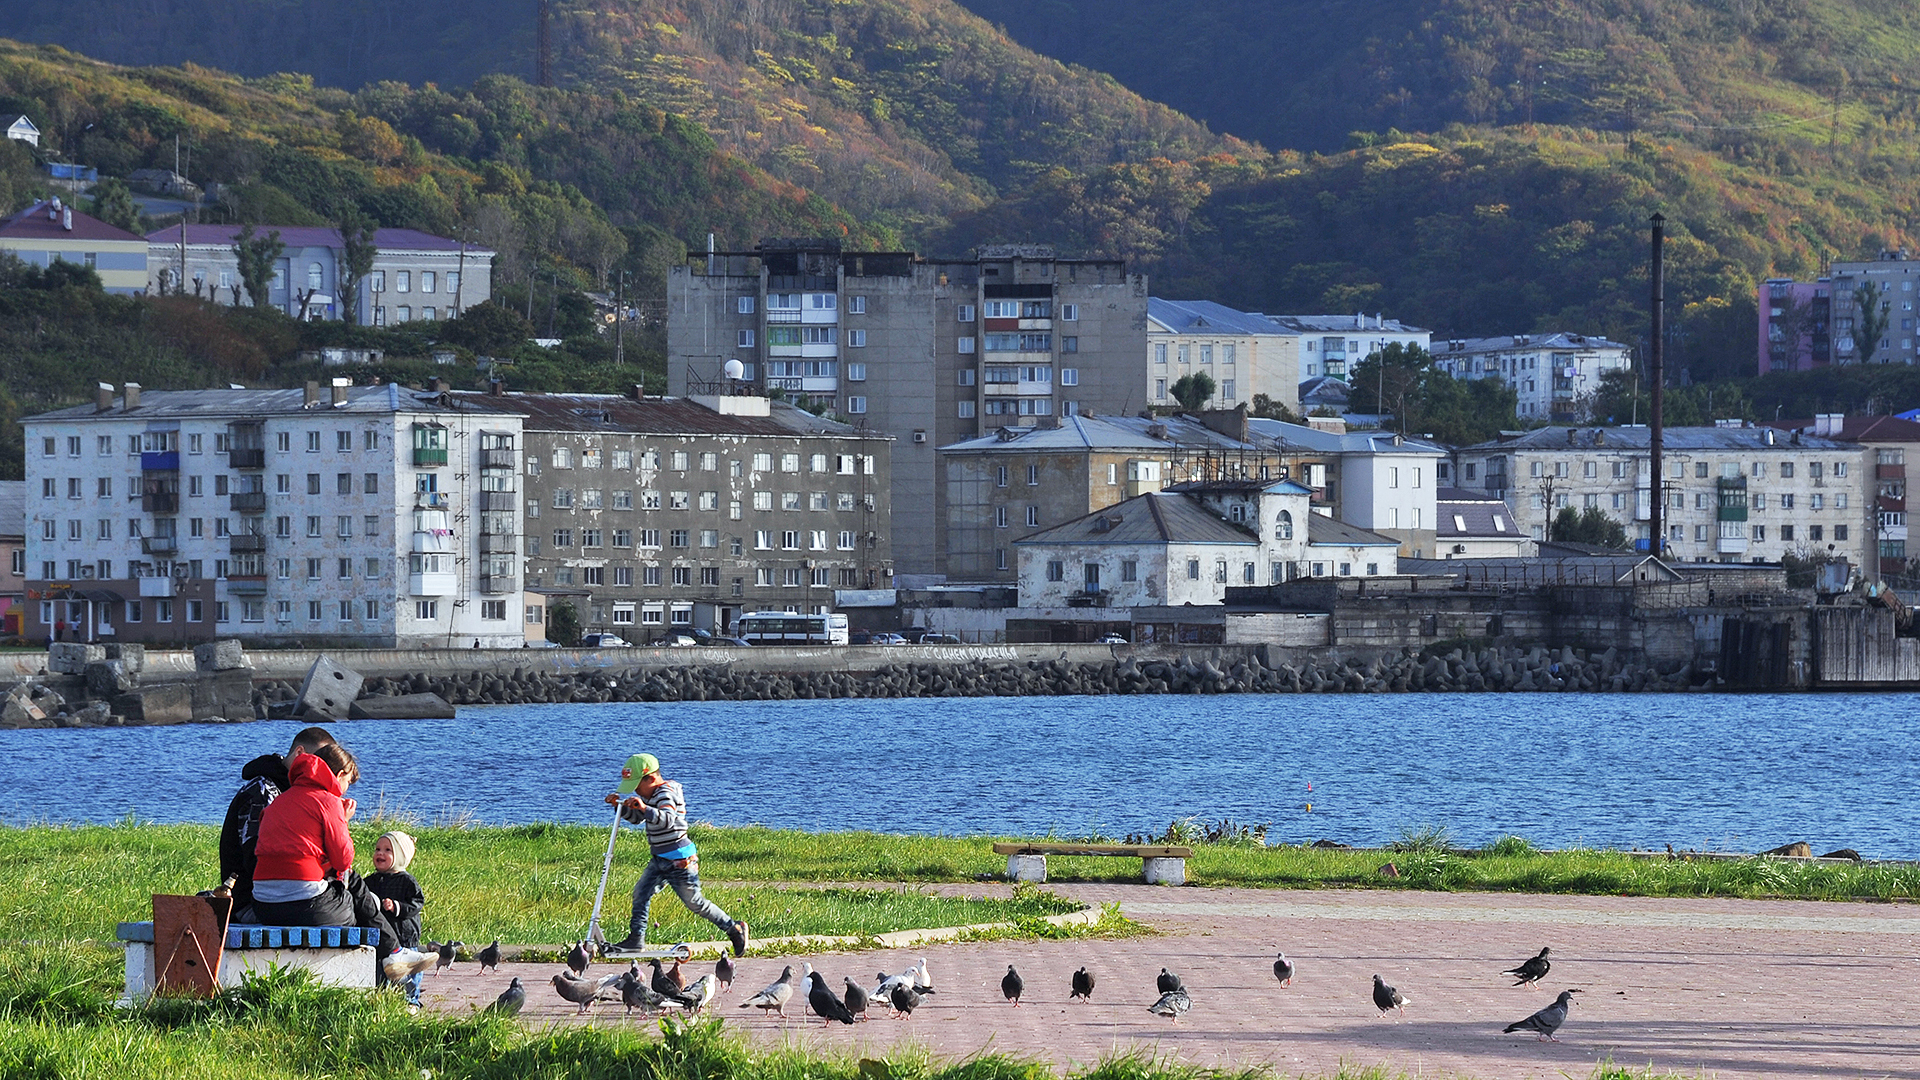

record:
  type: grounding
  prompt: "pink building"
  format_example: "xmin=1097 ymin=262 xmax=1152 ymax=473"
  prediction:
xmin=1757 ymin=278 xmax=1833 ymax=374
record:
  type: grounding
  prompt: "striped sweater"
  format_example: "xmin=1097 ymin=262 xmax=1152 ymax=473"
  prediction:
xmin=620 ymin=778 xmax=695 ymax=859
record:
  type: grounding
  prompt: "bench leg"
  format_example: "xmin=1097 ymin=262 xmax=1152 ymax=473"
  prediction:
xmin=1006 ymin=854 xmax=1048 ymax=883
xmin=1142 ymin=857 xmax=1186 ymax=885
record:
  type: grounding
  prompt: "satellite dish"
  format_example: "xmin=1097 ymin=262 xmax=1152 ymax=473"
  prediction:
xmin=723 ymin=358 xmax=745 ymax=381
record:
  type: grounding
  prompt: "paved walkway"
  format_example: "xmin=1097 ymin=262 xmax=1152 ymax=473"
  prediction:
xmin=422 ymin=884 xmax=1920 ymax=1079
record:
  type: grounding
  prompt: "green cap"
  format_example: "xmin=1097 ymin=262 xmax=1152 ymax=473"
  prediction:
xmin=616 ymin=753 xmax=659 ymax=794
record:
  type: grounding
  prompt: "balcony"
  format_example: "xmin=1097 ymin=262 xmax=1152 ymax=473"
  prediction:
xmin=409 ymin=572 xmax=458 ymax=596
xmin=140 ymin=450 xmax=179 ymax=472
xmin=225 ymin=575 xmax=268 ymax=594
xmin=141 ymin=492 xmax=178 ymax=513
xmin=1717 ymin=535 xmax=1749 ymax=555
xmin=229 ymin=534 xmax=268 ymax=553
xmin=1064 ymin=589 xmax=1110 ymax=608
xmin=416 ymin=491 xmax=451 ymax=509
xmin=481 ymin=448 xmax=516 ymax=469
xmin=141 ymin=536 xmax=178 ymax=555
xmin=477 ymin=491 xmax=516 ymax=512
xmin=766 ymin=309 xmax=802 ymax=323
xmin=412 ymin=531 xmax=454 ymax=554
xmin=479 ymin=533 xmax=516 ymax=553
xmin=229 ymin=448 xmax=266 ymax=470
xmin=229 ymin=491 xmax=267 ymax=514
xmin=137 ymin=576 xmax=176 ymax=598
xmin=1879 ymin=463 xmax=1906 ymax=480
xmin=413 ymin=447 xmax=448 ymax=467
xmin=480 ymin=574 xmax=517 ymax=595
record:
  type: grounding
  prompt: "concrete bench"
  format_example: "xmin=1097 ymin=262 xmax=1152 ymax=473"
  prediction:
xmin=116 ymin=921 xmax=381 ymax=1003
xmin=991 ymin=842 xmax=1194 ymax=885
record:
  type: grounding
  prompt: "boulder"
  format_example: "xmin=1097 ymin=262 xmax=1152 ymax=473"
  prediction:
xmin=113 ymin=682 xmax=194 ymax=725
xmin=1761 ymin=841 xmax=1812 ymax=858
xmin=1817 ymin=848 xmax=1863 ymax=861
xmin=103 ymin=643 xmax=146 ymax=674
xmin=48 ymin=643 xmax=106 ymax=674
xmin=190 ymin=669 xmax=256 ymax=723
xmin=193 ymin=640 xmax=248 ymax=672
xmin=348 ymin=692 xmax=455 ymax=720
xmin=85 ymin=660 xmax=136 ymax=697
xmin=295 ymin=655 xmax=364 ymax=720
xmin=67 ymin=701 xmax=112 ymax=726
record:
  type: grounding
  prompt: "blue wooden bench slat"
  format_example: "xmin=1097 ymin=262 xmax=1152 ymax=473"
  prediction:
xmin=118 ymin=921 xmax=378 ymax=949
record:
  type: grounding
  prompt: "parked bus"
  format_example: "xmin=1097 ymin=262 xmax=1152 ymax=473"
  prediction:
xmin=734 ymin=611 xmax=850 ymax=646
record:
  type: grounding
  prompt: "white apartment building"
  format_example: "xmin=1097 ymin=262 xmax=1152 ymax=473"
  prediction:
xmin=1431 ymin=333 xmax=1631 ymax=422
xmin=1455 ymin=426 xmax=1871 ymax=565
xmin=1281 ymin=314 xmax=1430 ymax=381
xmin=1146 ymin=299 xmax=1301 ymax=413
xmin=21 ymin=380 xmax=525 ymax=647
xmin=1245 ymin=418 xmax=1446 ymax=558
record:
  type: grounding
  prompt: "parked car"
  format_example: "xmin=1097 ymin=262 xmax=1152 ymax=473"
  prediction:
xmin=1098 ymin=634 xmax=1129 ymax=645
xmin=703 ymin=634 xmax=751 ymax=647
xmin=868 ymin=632 xmax=908 ymax=645
xmin=660 ymin=630 xmax=700 ymax=647
xmin=578 ymin=633 xmax=632 ymax=648
xmin=917 ymin=633 xmax=964 ymax=645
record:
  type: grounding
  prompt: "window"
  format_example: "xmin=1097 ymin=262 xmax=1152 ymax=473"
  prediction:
xmin=1780 ymin=462 xmax=1795 ymax=478
xmin=306 ymin=431 xmax=321 ymax=453
xmin=994 ymin=506 xmax=1008 ymax=528
xmin=582 ymin=528 xmax=603 ymax=547
xmin=753 ymin=491 xmax=773 ymax=512
xmin=847 ymin=396 xmax=867 ymax=414
xmin=670 ymin=529 xmax=690 ymax=548
xmin=957 ymin=304 xmax=975 ymax=323
xmin=415 ymin=600 xmax=437 ymax=620
xmin=1276 ymin=510 xmax=1293 ymax=540
xmin=958 ymin=336 xmax=976 ymax=354
xmin=1187 ymin=558 xmax=1201 ymax=580
xmin=553 ymin=528 xmax=573 ymax=548
xmin=1810 ymin=525 xmax=1825 ymax=542
xmin=1025 ymin=506 xmax=1039 ymax=527
xmin=958 ymin=401 xmax=976 ymax=418
xmin=306 ymin=516 xmax=321 ymax=537
xmin=737 ymin=329 xmax=756 ymax=348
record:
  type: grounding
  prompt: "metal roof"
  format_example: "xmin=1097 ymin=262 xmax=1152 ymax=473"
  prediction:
xmin=940 ymin=413 xmax=1256 ymax=454
xmin=1432 ymin=332 xmax=1627 ymax=355
xmin=1015 ymin=492 xmax=1259 ymax=547
xmin=146 ymin=224 xmax=491 ymax=255
xmin=1435 ymin=489 xmax=1522 ymax=539
xmin=1 ymin=200 xmax=145 ymax=244
xmin=25 ymin=384 xmax=469 ymax=422
xmin=0 ymin=481 xmax=23 ymax=539
xmin=1306 ymin=513 xmax=1401 ymax=548
xmin=1268 ymin=314 xmax=1428 ymax=334
xmin=1246 ymin=417 xmax=1446 ymax=455
xmin=1764 ymin=415 xmax=1920 ymax=443
xmin=1462 ymin=426 xmax=1856 ymax=453
xmin=454 ymin=392 xmax=889 ymax=440
xmin=1147 ymin=298 xmax=1290 ymax=337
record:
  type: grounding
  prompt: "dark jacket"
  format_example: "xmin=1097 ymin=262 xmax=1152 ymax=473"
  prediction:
xmin=218 ymin=753 xmax=291 ymax=910
xmin=362 ymin=871 xmax=425 ymax=948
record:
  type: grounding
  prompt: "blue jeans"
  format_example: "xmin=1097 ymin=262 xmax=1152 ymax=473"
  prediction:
xmin=404 ymin=971 xmax=423 ymax=1006
xmin=629 ymin=856 xmax=734 ymax=944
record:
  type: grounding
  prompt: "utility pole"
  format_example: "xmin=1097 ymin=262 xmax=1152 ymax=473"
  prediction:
xmin=1649 ymin=213 xmax=1666 ymax=558
xmin=614 ymin=269 xmax=627 ymax=366
xmin=537 ymin=0 xmax=553 ymax=87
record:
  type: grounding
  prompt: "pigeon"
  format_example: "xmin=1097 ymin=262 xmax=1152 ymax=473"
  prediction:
xmin=1070 ymin=967 xmax=1094 ymax=1001
xmin=1503 ymin=947 xmax=1552 ymax=987
xmin=477 ymin=940 xmax=502 ymax=974
xmin=715 ymin=953 xmax=736 ymax=992
xmin=740 ymin=965 xmax=797 ymax=1019
xmin=567 ymin=940 xmax=592 ymax=977
xmin=434 ymin=940 xmax=463 ymax=976
xmin=1147 ymin=988 xmax=1191 ymax=1021
xmin=667 ymin=958 xmax=689 ymax=991
xmin=382 ymin=947 xmax=437 ymax=982
xmin=1157 ymin=968 xmax=1184 ymax=995
xmin=888 ymin=981 xmax=922 ymax=1019
xmin=843 ymin=976 xmax=870 ymax=1021
xmin=553 ymin=971 xmax=609 ymax=1013
xmin=682 ymin=974 xmax=717 ymax=1013
xmin=1001 ymin=965 xmax=1024 ymax=1007
xmin=1273 ymin=953 xmax=1294 ymax=987
xmin=798 ymin=963 xmax=816 ymax=1013
xmin=912 ymin=957 xmax=934 ymax=994
xmin=488 ymin=976 xmax=525 ymax=1016
xmin=1372 ymin=974 xmax=1409 ymax=1016
xmin=1504 ymin=989 xmax=1581 ymax=1041
xmin=621 ymin=974 xmax=674 ymax=1015
xmin=651 ymin=958 xmax=681 ymax=998
xmin=876 ymin=962 xmax=924 ymax=998
xmin=808 ymin=972 xmax=857 ymax=1026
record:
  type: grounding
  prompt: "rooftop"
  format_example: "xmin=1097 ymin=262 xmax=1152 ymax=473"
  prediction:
xmin=940 ymin=413 xmax=1257 ymax=453
xmin=1147 ymin=298 xmax=1289 ymax=338
xmin=25 ymin=384 xmax=472 ymax=422
xmin=1462 ymin=426 xmax=1855 ymax=453
xmin=1 ymin=200 xmax=145 ymax=244
xmin=1016 ymin=492 xmax=1258 ymax=548
xmin=1764 ymin=415 xmax=1920 ymax=444
xmin=1246 ymin=417 xmax=1446 ymax=456
xmin=1306 ymin=513 xmax=1401 ymax=548
xmin=1433 ymin=333 xmax=1628 ymax=354
xmin=1269 ymin=314 xmax=1428 ymax=335
xmin=456 ymin=392 xmax=887 ymax=440
xmin=146 ymin=224 xmax=492 ymax=254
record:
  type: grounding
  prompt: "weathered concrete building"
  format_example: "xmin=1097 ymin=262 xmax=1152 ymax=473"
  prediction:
xmin=21 ymin=380 xmax=525 ymax=647
xmin=668 ymin=239 xmax=1147 ymax=575
xmin=1146 ymin=299 xmax=1302 ymax=413
xmin=1431 ymin=333 xmax=1631 ymax=422
xmin=466 ymin=389 xmax=892 ymax=639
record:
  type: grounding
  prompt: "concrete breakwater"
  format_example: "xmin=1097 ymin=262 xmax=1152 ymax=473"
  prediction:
xmin=245 ymin=643 xmax=1696 ymax=710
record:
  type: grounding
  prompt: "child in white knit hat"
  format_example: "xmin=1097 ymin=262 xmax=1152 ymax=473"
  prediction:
xmin=365 ymin=831 xmax=426 ymax=1005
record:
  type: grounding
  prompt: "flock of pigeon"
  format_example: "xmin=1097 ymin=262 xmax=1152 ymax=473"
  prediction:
xmin=386 ymin=938 xmax=1584 ymax=1044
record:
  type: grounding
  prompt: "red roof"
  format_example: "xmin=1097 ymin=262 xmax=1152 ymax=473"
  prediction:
xmin=145 ymin=223 xmax=488 ymax=254
xmin=0 ymin=201 xmax=145 ymax=243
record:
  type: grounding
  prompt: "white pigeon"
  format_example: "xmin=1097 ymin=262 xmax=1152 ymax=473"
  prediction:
xmin=876 ymin=962 xmax=922 ymax=998
xmin=682 ymin=974 xmax=717 ymax=1012
xmin=911 ymin=957 xmax=934 ymax=994
xmin=798 ymin=963 xmax=815 ymax=1013
xmin=382 ymin=947 xmax=437 ymax=982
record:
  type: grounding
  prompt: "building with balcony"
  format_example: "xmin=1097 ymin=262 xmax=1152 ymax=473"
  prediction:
xmin=1454 ymin=425 xmax=1871 ymax=566
xmin=1431 ymin=333 xmax=1631 ymax=422
xmin=145 ymin=224 xmax=494 ymax=324
xmin=1757 ymin=278 xmax=1834 ymax=374
xmin=1760 ymin=413 xmax=1920 ymax=579
xmin=668 ymin=239 xmax=1146 ymax=575
xmin=1146 ymin=299 xmax=1302 ymax=413
xmin=0 ymin=199 xmax=150 ymax=295
xmin=1282 ymin=314 xmax=1430 ymax=382
xmin=20 ymin=379 xmax=524 ymax=646
xmin=1819 ymin=250 xmax=1920 ymax=366
xmin=461 ymin=387 xmax=892 ymax=641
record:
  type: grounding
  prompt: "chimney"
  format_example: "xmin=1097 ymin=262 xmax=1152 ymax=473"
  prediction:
xmin=1594 ymin=428 xmax=1605 ymax=446
xmin=330 ymin=376 xmax=350 ymax=407
xmin=1567 ymin=427 xmax=1576 ymax=445
xmin=488 ymin=378 xmax=505 ymax=396
xmin=95 ymin=382 xmax=114 ymax=412
xmin=62 ymin=207 xmax=72 ymax=231
xmin=303 ymin=380 xmax=321 ymax=408
xmin=122 ymin=382 xmax=141 ymax=409
xmin=48 ymin=198 xmax=60 ymax=220
xmin=429 ymin=377 xmax=450 ymax=394
xmin=630 ymin=383 xmax=645 ymax=401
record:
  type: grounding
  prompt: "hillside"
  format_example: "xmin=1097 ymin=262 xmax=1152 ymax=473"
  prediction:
xmin=12 ymin=0 xmax=1243 ymax=237
xmin=956 ymin=0 xmax=1920 ymax=157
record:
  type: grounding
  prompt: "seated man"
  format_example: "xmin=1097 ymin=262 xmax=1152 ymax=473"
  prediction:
xmin=214 ymin=726 xmax=336 ymax=921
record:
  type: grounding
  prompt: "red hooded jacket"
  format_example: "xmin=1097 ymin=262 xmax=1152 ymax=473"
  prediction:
xmin=252 ymin=753 xmax=354 ymax=883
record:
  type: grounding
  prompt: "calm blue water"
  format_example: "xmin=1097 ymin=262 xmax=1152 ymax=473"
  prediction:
xmin=1 ymin=693 xmax=1914 ymax=857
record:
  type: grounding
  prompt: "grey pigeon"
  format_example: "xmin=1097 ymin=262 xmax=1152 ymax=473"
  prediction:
xmin=1157 ymin=968 xmax=1183 ymax=994
xmin=434 ymin=940 xmax=462 ymax=975
xmin=1372 ymin=974 xmax=1409 ymax=1015
xmin=567 ymin=940 xmax=592 ymax=976
xmin=1273 ymin=953 xmax=1294 ymax=987
xmin=888 ymin=981 xmax=922 ymax=1019
xmin=807 ymin=972 xmax=857 ymax=1026
xmin=477 ymin=940 xmax=502 ymax=973
xmin=621 ymin=974 xmax=673 ymax=1015
xmin=651 ymin=958 xmax=681 ymax=998
xmin=843 ymin=976 xmax=870 ymax=1021
xmin=1147 ymin=988 xmax=1191 ymax=1021
xmin=682 ymin=974 xmax=717 ymax=1013
xmin=553 ymin=971 xmax=607 ymax=1014
xmin=488 ymin=976 xmax=525 ymax=1015
xmin=715 ymin=953 xmax=736 ymax=992
xmin=1070 ymin=967 xmax=1094 ymax=1001
xmin=740 ymin=965 xmax=797 ymax=1020
xmin=1001 ymin=965 xmax=1024 ymax=1006
xmin=1503 ymin=947 xmax=1552 ymax=987
xmin=1504 ymin=989 xmax=1581 ymax=1041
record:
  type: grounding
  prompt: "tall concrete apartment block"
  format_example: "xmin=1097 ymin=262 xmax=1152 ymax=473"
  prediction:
xmin=21 ymin=381 xmax=526 ymax=647
xmin=669 ymin=239 xmax=1147 ymax=574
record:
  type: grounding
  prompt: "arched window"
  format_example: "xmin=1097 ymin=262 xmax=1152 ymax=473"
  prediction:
xmin=1276 ymin=510 xmax=1293 ymax=540
xmin=308 ymin=262 xmax=324 ymax=290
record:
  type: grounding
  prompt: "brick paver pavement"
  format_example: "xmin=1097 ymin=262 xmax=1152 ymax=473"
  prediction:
xmin=421 ymin=884 xmax=1920 ymax=1078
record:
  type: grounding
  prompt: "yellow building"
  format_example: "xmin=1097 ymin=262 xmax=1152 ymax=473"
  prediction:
xmin=0 ymin=199 xmax=148 ymax=295
xmin=1147 ymin=298 xmax=1302 ymax=414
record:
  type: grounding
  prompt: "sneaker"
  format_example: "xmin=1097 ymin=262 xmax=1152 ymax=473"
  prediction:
xmin=726 ymin=920 xmax=749 ymax=957
xmin=603 ymin=933 xmax=644 ymax=955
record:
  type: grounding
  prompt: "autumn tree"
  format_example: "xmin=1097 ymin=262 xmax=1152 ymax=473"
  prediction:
xmin=233 ymin=224 xmax=285 ymax=309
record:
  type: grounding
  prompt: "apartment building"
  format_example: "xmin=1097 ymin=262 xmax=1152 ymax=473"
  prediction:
xmin=468 ymin=389 xmax=892 ymax=639
xmin=1283 ymin=314 xmax=1429 ymax=381
xmin=1431 ymin=333 xmax=1631 ymax=422
xmin=1763 ymin=413 xmax=1920 ymax=578
xmin=1245 ymin=417 xmax=1445 ymax=558
xmin=147 ymin=225 xmax=494 ymax=324
xmin=1146 ymin=299 xmax=1301 ymax=413
xmin=1455 ymin=425 xmax=1871 ymax=565
xmin=0 ymin=199 xmax=149 ymax=294
xmin=667 ymin=239 xmax=1147 ymax=575
xmin=1757 ymin=278 xmax=1834 ymax=374
xmin=20 ymin=380 xmax=525 ymax=647
xmin=0 ymin=481 xmax=23 ymax=636
xmin=1824 ymin=250 xmax=1920 ymax=365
